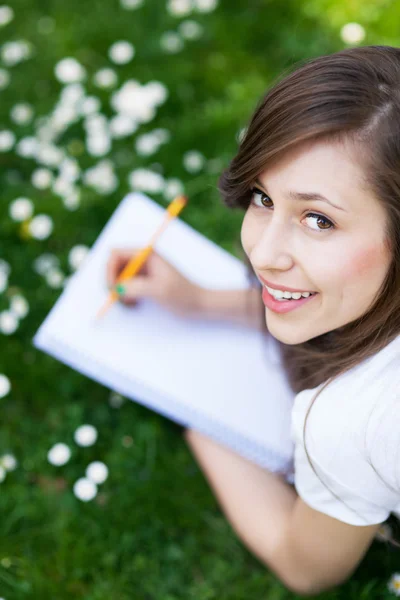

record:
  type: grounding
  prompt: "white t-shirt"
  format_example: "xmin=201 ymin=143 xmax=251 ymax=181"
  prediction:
xmin=290 ymin=333 xmax=400 ymax=526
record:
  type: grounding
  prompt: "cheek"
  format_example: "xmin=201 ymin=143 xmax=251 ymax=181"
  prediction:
xmin=240 ymin=212 xmax=253 ymax=255
xmin=314 ymin=244 xmax=388 ymax=292
xmin=335 ymin=244 xmax=390 ymax=299
xmin=349 ymin=244 xmax=388 ymax=279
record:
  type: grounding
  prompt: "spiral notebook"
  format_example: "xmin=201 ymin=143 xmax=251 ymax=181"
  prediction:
xmin=33 ymin=192 xmax=296 ymax=481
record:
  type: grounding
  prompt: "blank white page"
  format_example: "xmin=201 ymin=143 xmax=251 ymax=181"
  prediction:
xmin=33 ymin=192 xmax=296 ymax=478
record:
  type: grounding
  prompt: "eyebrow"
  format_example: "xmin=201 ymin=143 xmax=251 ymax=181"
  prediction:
xmin=254 ymin=178 xmax=346 ymax=212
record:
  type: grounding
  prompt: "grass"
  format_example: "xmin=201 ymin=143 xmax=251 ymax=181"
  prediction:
xmin=1 ymin=0 xmax=400 ymax=597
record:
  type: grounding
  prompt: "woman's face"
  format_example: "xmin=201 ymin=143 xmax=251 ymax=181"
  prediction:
xmin=241 ymin=139 xmax=392 ymax=345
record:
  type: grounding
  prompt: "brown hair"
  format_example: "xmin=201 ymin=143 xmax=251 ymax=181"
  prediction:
xmin=218 ymin=45 xmax=400 ymax=547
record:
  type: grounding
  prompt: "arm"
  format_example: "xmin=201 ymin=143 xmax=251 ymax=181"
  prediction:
xmin=183 ymin=429 xmax=381 ymax=596
xmin=198 ymin=285 xmax=265 ymax=331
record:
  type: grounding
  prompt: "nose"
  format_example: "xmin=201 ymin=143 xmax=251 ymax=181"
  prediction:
xmin=249 ymin=217 xmax=294 ymax=272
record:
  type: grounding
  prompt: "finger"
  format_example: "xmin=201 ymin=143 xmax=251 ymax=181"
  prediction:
xmin=106 ymin=249 xmax=136 ymax=288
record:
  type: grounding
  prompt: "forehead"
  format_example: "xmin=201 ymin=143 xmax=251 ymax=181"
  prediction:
xmin=258 ymin=139 xmax=371 ymax=211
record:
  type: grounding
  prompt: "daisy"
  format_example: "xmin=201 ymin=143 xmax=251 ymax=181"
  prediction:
xmin=86 ymin=461 xmax=108 ymax=484
xmin=0 ymin=374 xmax=11 ymax=398
xmin=388 ymin=573 xmax=400 ymax=596
xmin=340 ymin=23 xmax=366 ymax=45
xmin=73 ymin=477 xmax=97 ymax=501
xmin=74 ymin=425 xmax=98 ymax=447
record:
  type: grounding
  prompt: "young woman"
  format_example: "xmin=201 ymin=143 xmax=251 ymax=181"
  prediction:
xmin=107 ymin=45 xmax=400 ymax=595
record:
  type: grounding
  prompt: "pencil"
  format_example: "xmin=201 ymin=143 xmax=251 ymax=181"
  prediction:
xmin=96 ymin=195 xmax=188 ymax=320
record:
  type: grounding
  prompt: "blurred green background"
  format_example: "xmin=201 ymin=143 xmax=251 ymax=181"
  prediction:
xmin=1 ymin=0 xmax=400 ymax=598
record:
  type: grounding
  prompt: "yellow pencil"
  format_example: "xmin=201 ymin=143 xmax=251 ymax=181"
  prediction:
xmin=96 ymin=195 xmax=188 ymax=320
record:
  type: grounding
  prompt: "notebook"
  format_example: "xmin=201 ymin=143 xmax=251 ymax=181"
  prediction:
xmin=33 ymin=192 xmax=296 ymax=481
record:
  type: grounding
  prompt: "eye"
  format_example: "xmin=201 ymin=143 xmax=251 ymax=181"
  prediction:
xmin=249 ymin=187 xmax=272 ymax=208
xmin=249 ymin=187 xmax=335 ymax=233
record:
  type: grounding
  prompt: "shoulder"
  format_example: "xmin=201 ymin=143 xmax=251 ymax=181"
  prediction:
xmin=291 ymin=335 xmax=400 ymax=525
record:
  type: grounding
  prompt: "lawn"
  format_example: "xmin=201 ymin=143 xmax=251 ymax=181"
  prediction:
xmin=1 ymin=0 xmax=400 ymax=597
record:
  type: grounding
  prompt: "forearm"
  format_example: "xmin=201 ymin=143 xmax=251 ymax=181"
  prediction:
xmin=183 ymin=429 xmax=301 ymax=590
xmin=198 ymin=285 xmax=265 ymax=330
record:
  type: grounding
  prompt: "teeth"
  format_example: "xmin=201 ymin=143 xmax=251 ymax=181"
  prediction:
xmin=265 ymin=285 xmax=315 ymax=300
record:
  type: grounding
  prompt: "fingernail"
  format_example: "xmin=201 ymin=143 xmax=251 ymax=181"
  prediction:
xmin=115 ymin=284 xmax=126 ymax=296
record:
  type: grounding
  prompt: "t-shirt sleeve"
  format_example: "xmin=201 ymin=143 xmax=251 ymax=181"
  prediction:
xmin=291 ymin=383 xmax=400 ymax=526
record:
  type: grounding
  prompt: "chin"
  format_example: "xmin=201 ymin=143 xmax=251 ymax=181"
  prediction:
xmin=266 ymin=321 xmax=316 ymax=345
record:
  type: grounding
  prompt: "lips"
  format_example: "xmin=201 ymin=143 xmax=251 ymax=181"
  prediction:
xmin=262 ymin=286 xmax=318 ymax=314
xmin=258 ymin=275 xmax=316 ymax=294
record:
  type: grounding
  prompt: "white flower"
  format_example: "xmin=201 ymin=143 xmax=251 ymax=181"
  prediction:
xmin=55 ymin=58 xmax=86 ymax=84
xmin=45 ymin=268 xmax=65 ymax=288
xmin=135 ymin=129 xmax=170 ymax=156
xmin=32 ymin=168 xmax=53 ymax=189
xmin=388 ymin=573 xmax=400 ymax=596
xmin=167 ymin=0 xmax=193 ymax=17
xmin=16 ymin=136 xmax=38 ymax=158
xmin=340 ymin=22 xmax=366 ymax=45
xmin=68 ymin=245 xmax=89 ymax=271
xmin=1 ymin=40 xmax=32 ymax=66
xmin=10 ymin=295 xmax=29 ymax=319
xmin=49 ymin=106 xmax=79 ymax=135
xmin=164 ymin=178 xmax=184 ymax=200
xmin=80 ymin=96 xmax=101 ymax=116
xmin=0 ymin=311 xmax=18 ymax=335
xmin=109 ymin=41 xmax=135 ymax=65
xmin=62 ymin=190 xmax=81 ymax=211
xmin=160 ymin=31 xmax=184 ymax=53
xmin=1 ymin=454 xmax=17 ymax=471
xmin=128 ymin=168 xmax=165 ymax=193
xmin=0 ymin=466 xmax=5 ymax=482
xmin=0 ymin=374 xmax=11 ymax=398
xmin=178 ymin=19 xmax=203 ymax=39
xmin=47 ymin=443 xmax=71 ymax=466
xmin=183 ymin=149 xmax=205 ymax=173
xmin=120 ymin=0 xmax=144 ymax=8
xmin=74 ymin=424 xmax=98 ymax=447
xmin=145 ymin=81 xmax=168 ymax=105
xmin=84 ymin=113 xmax=108 ymax=133
xmin=83 ymin=160 xmax=118 ymax=194
xmin=59 ymin=158 xmax=80 ymax=182
xmin=52 ymin=176 xmax=73 ymax=197
xmin=33 ymin=253 xmax=60 ymax=276
xmin=109 ymin=114 xmax=138 ymax=138
xmin=111 ymin=80 xmax=165 ymax=123
xmin=86 ymin=461 xmax=108 ymax=484
xmin=86 ymin=134 xmax=111 ymax=157
xmin=9 ymin=197 xmax=34 ymax=222
xmin=73 ymin=477 xmax=97 ymax=502
xmin=193 ymin=0 xmax=218 ymax=11
xmin=93 ymin=68 xmax=118 ymax=89
xmin=36 ymin=144 xmax=64 ymax=167
xmin=10 ymin=103 xmax=34 ymax=125
xmin=0 ymin=272 xmax=7 ymax=294
xmin=0 ymin=130 xmax=15 ymax=152
xmin=29 ymin=215 xmax=54 ymax=240
xmin=0 ymin=5 xmax=14 ymax=26
xmin=135 ymin=135 xmax=160 ymax=156
xmin=0 ymin=259 xmax=10 ymax=276
xmin=60 ymin=82 xmax=85 ymax=104
xmin=0 ymin=68 xmax=10 ymax=89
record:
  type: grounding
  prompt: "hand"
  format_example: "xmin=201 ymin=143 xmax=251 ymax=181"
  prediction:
xmin=106 ymin=247 xmax=205 ymax=319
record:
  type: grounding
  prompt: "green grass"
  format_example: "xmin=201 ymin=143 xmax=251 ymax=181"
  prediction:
xmin=1 ymin=0 xmax=400 ymax=597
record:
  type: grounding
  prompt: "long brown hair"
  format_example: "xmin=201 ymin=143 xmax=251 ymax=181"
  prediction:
xmin=219 ymin=45 xmax=400 ymax=547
